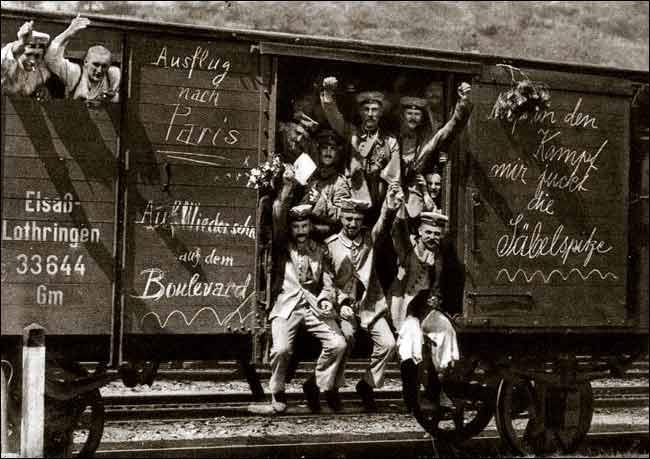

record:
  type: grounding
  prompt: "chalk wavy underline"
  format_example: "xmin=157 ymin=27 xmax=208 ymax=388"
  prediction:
xmin=140 ymin=292 xmax=255 ymax=329
xmin=496 ymin=268 xmax=618 ymax=283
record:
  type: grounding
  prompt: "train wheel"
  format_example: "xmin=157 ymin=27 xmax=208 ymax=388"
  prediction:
xmin=45 ymin=388 xmax=105 ymax=458
xmin=73 ymin=388 xmax=106 ymax=458
xmin=495 ymin=377 xmax=556 ymax=456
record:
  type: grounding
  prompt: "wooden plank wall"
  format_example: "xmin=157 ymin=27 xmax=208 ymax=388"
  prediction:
xmin=122 ymin=34 xmax=263 ymax=336
xmin=463 ymin=68 xmax=632 ymax=327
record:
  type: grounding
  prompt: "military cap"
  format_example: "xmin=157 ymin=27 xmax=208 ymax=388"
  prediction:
xmin=400 ymin=96 xmax=428 ymax=110
xmin=356 ymin=91 xmax=386 ymax=106
xmin=337 ymin=198 xmax=371 ymax=214
xmin=288 ymin=204 xmax=313 ymax=221
xmin=419 ymin=211 xmax=448 ymax=227
xmin=316 ymin=129 xmax=342 ymax=147
xmin=25 ymin=30 xmax=50 ymax=48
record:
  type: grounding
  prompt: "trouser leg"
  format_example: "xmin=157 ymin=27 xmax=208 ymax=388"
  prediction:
xmin=362 ymin=316 xmax=396 ymax=389
xmin=303 ymin=311 xmax=347 ymax=391
xmin=269 ymin=310 xmax=303 ymax=394
xmin=336 ymin=317 xmax=358 ymax=387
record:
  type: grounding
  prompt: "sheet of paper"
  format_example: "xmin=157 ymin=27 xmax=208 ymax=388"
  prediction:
xmin=293 ymin=153 xmax=317 ymax=185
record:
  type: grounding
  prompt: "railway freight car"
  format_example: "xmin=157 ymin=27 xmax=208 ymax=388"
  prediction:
xmin=1 ymin=6 xmax=648 ymax=457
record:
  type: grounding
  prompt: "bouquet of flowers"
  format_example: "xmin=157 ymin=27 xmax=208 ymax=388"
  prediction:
xmin=247 ymin=154 xmax=283 ymax=193
xmin=492 ymin=65 xmax=551 ymax=122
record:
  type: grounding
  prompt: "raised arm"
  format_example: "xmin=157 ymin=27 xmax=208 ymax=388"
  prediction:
xmin=320 ymin=77 xmax=347 ymax=138
xmin=371 ymin=182 xmax=403 ymax=244
xmin=414 ymin=83 xmax=473 ymax=173
xmin=2 ymin=21 xmax=35 ymax=83
xmin=45 ymin=16 xmax=89 ymax=84
xmin=390 ymin=202 xmax=413 ymax=265
xmin=271 ymin=166 xmax=296 ymax=247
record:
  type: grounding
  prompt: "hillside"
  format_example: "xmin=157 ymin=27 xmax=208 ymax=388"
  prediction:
xmin=3 ymin=1 xmax=649 ymax=71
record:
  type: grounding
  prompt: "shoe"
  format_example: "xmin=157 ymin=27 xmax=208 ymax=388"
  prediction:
xmin=439 ymin=389 xmax=454 ymax=410
xmin=355 ymin=379 xmax=377 ymax=412
xmin=302 ymin=377 xmax=321 ymax=413
xmin=324 ymin=389 xmax=343 ymax=412
xmin=271 ymin=391 xmax=287 ymax=413
xmin=400 ymin=360 xmax=419 ymax=413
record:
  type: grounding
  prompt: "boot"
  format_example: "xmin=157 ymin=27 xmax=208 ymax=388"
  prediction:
xmin=324 ymin=388 xmax=343 ymax=413
xmin=302 ymin=376 xmax=321 ymax=413
xmin=400 ymin=359 xmax=419 ymax=413
xmin=355 ymin=379 xmax=377 ymax=412
xmin=271 ymin=391 xmax=287 ymax=413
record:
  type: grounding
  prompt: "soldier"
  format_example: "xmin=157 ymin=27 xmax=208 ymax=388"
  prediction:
xmin=1 ymin=20 xmax=51 ymax=99
xmin=276 ymin=111 xmax=320 ymax=164
xmin=399 ymin=84 xmax=473 ymax=218
xmin=408 ymin=170 xmax=443 ymax=217
xmin=45 ymin=16 xmax=121 ymax=104
xmin=388 ymin=209 xmax=461 ymax=419
xmin=326 ymin=185 xmax=403 ymax=411
xmin=300 ymin=129 xmax=352 ymax=240
xmin=320 ymin=77 xmax=401 ymax=220
xmin=268 ymin=167 xmax=347 ymax=414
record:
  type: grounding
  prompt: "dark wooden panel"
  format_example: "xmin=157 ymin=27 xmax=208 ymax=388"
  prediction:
xmin=1 ymin=136 xmax=117 ymax=158
xmin=129 ymin=162 xmax=251 ymax=187
xmin=465 ymin=80 xmax=630 ymax=327
xmin=3 ymin=98 xmax=119 ymax=119
xmin=1 ymin=221 xmax=115 ymax=247
xmin=130 ymin=184 xmax=257 ymax=208
xmin=2 ymin=156 xmax=116 ymax=180
xmin=130 ymin=144 xmax=255 ymax=168
xmin=129 ymin=243 xmax=254 ymax=270
xmin=1 ymin=301 xmax=112 ymax=335
xmin=3 ymin=197 xmax=115 ymax=223
xmin=3 ymin=178 xmax=115 ymax=202
xmin=128 ymin=220 xmax=256 ymax=248
xmin=481 ymin=66 xmax=634 ymax=96
xmin=4 ymin=115 xmax=118 ymax=141
xmin=131 ymin=121 xmax=258 ymax=150
xmin=129 ymin=201 xmax=255 ymax=230
xmin=138 ymin=102 xmax=260 ymax=125
xmin=136 ymin=86 xmax=260 ymax=111
xmin=2 ymin=246 xmax=113 ymax=283
xmin=130 ymin=35 xmax=257 ymax=74
xmin=139 ymin=66 xmax=265 ymax=91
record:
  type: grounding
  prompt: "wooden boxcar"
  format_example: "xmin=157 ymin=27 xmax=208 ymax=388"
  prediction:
xmin=1 ymin=6 xmax=648 ymax=457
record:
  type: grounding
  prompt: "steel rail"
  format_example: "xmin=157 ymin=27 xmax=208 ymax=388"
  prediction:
xmin=98 ymin=385 xmax=649 ymax=422
xmin=91 ymin=429 xmax=649 ymax=458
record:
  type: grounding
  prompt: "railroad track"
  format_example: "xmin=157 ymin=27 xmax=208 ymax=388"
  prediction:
xmin=140 ymin=359 xmax=650 ymax=382
xmin=92 ymin=429 xmax=649 ymax=458
xmin=100 ymin=385 xmax=649 ymax=421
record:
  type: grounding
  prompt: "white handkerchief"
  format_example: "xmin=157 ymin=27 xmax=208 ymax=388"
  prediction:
xmin=293 ymin=153 xmax=317 ymax=185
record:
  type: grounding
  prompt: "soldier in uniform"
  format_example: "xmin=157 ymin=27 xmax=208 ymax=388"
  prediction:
xmin=268 ymin=167 xmax=348 ymax=414
xmin=45 ymin=16 xmax=121 ymax=104
xmin=326 ymin=184 xmax=403 ymax=411
xmin=320 ymin=77 xmax=401 ymax=220
xmin=408 ymin=170 xmax=443 ymax=217
xmin=1 ymin=20 xmax=51 ymax=99
xmin=300 ymin=129 xmax=352 ymax=240
xmin=276 ymin=111 xmax=320 ymax=164
xmin=399 ymin=84 xmax=473 ymax=217
xmin=388 ymin=208 xmax=462 ymax=419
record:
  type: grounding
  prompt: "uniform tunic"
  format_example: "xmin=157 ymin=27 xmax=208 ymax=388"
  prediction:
xmin=325 ymin=205 xmax=397 ymax=388
xmin=268 ymin=187 xmax=347 ymax=393
xmin=388 ymin=208 xmax=459 ymax=370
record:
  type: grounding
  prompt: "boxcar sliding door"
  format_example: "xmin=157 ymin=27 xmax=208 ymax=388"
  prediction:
xmin=462 ymin=65 xmax=634 ymax=328
xmin=121 ymin=33 xmax=271 ymax=358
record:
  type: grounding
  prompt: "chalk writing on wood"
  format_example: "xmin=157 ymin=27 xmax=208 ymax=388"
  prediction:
xmin=483 ymin=89 xmax=624 ymax=285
